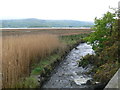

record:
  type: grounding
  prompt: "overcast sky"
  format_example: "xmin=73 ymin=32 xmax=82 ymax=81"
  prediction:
xmin=0 ymin=0 xmax=119 ymax=21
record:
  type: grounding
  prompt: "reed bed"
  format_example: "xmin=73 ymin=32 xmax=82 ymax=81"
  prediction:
xmin=2 ymin=34 xmax=62 ymax=88
xmin=0 ymin=36 xmax=2 ymax=89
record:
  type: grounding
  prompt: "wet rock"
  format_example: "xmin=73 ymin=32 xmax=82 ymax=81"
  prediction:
xmin=38 ymin=75 xmax=45 ymax=88
xmin=75 ymin=47 xmax=79 ymax=50
xmin=86 ymin=79 xmax=100 ymax=85
xmin=86 ymin=79 xmax=93 ymax=85
xmin=74 ymin=76 xmax=92 ymax=85
xmin=93 ymin=83 xmax=106 ymax=90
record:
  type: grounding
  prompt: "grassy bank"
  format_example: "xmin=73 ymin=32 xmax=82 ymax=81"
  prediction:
xmin=14 ymin=33 xmax=89 ymax=88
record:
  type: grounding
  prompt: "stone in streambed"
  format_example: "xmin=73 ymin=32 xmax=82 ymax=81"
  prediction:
xmin=86 ymin=79 xmax=100 ymax=85
xmin=74 ymin=76 xmax=92 ymax=85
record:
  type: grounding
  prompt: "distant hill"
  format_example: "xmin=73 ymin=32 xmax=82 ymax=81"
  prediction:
xmin=0 ymin=18 xmax=94 ymax=28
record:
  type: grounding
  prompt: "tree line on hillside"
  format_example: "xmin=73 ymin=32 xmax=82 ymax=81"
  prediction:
xmin=1 ymin=19 xmax=94 ymax=28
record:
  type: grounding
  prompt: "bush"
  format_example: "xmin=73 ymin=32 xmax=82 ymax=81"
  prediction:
xmin=94 ymin=62 xmax=119 ymax=83
xmin=80 ymin=10 xmax=119 ymax=84
xmin=79 ymin=54 xmax=98 ymax=68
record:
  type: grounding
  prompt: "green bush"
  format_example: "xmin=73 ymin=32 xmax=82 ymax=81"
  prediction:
xmin=81 ymin=10 xmax=119 ymax=83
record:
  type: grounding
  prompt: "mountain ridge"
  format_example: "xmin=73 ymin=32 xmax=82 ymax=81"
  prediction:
xmin=0 ymin=18 xmax=94 ymax=28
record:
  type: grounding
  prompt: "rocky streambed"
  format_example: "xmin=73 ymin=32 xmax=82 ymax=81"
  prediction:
xmin=41 ymin=43 xmax=102 ymax=89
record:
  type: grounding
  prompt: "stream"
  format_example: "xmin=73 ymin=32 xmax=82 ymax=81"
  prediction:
xmin=42 ymin=43 xmax=95 ymax=88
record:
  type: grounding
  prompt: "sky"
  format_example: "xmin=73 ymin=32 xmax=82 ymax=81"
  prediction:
xmin=0 ymin=0 xmax=119 ymax=21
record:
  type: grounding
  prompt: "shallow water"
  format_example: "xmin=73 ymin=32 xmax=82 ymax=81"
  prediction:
xmin=42 ymin=43 xmax=94 ymax=88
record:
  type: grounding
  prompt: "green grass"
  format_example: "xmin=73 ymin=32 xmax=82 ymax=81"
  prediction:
xmin=15 ymin=76 xmax=38 ymax=88
xmin=14 ymin=54 xmax=60 ymax=88
xmin=31 ymin=54 xmax=60 ymax=75
xmin=60 ymin=34 xmax=89 ymax=45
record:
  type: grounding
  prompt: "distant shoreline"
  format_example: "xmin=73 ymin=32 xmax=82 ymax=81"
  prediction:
xmin=0 ymin=27 xmax=91 ymax=30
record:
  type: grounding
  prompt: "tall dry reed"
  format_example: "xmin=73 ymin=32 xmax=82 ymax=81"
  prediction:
xmin=2 ymin=34 xmax=62 ymax=88
xmin=0 ymin=36 xmax=2 ymax=89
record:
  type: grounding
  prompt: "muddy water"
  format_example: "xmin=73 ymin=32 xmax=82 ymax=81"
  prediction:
xmin=42 ymin=43 xmax=95 ymax=88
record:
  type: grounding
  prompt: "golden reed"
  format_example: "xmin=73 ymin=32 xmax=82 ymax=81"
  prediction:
xmin=2 ymin=34 xmax=62 ymax=88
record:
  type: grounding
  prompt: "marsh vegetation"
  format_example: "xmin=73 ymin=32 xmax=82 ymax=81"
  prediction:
xmin=1 ymin=28 xmax=90 ymax=88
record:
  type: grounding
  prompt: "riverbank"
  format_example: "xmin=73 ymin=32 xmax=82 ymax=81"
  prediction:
xmin=78 ymin=11 xmax=120 ymax=89
xmin=42 ymin=43 xmax=94 ymax=88
xmin=13 ymin=33 xmax=89 ymax=88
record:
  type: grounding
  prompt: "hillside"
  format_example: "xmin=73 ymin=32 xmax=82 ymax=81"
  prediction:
xmin=0 ymin=18 xmax=94 ymax=28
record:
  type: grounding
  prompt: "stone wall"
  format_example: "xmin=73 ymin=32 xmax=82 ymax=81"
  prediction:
xmin=104 ymin=69 xmax=120 ymax=89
